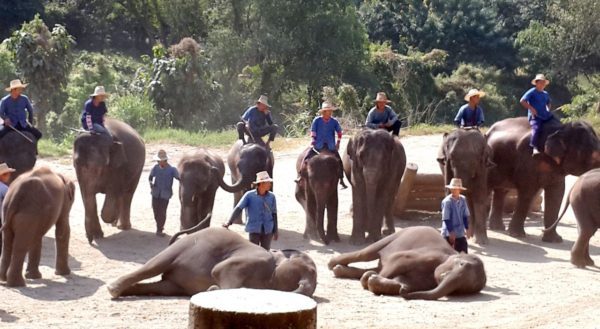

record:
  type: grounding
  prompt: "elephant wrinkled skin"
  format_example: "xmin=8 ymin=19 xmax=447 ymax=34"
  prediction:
xmin=0 ymin=167 xmax=75 ymax=287
xmin=107 ymin=227 xmax=317 ymax=298
xmin=328 ymin=226 xmax=486 ymax=300
xmin=0 ymin=130 xmax=37 ymax=183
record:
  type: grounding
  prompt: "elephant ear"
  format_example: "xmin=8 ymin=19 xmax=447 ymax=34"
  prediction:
xmin=483 ymin=145 xmax=496 ymax=169
xmin=436 ymin=132 xmax=449 ymax=165
xmin=109 ymin=140 xmax=127 ymax=168
xmin=346 ymin=138 xmax=354 ymax=159
xmin=545 ymin=130 xmax=567 ymax=159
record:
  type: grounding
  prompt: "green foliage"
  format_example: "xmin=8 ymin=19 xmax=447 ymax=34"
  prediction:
xmin=0 ymin=44 xmax=17 ymax=87
xmin=37 ymin=133 xmax=74 ymax=157
xmin=143 ymin=128 xmax=237 ymax=147
xmin=561 ymin=75 xmax=600 ymax=118
xmin=110 ymin=93 xmax=156 ymax=132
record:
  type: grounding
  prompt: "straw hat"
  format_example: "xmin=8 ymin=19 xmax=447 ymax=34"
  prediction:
xmin=5 ymin=79 xmax=28 ymax=92
xmin=256 ymin=95 xmax=271 ymax=107
xmin=374 ymin=92 xmax=392 ymax=103
xmin=153 ymin=149 xmax=169 ymax=161
xmin=531 ymin=74 xmax=550 ymax=86
xmin=318 ymin=101 xmax=338 ymax=113
xmin=445 ymin=178 xmax=467 ymax=190
xmin=464 ymin=89 xmax=486 ymax=102
xmin=90 ymin=86 xmax=110 ymax=97
xmin=253 ymin=171 xmax=273 ymax=184
xmin=0 ymin=163 xmax=16 ymax=176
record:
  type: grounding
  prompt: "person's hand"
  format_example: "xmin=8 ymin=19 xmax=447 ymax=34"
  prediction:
xmin=273 ymin=232 xmax=278 ymax=241
xmin=222 ymin=223 xmax=231 ymax=229
xmin=448 ymin=231 xmax=456 ymax=245
xmin=3 ymin=118 xmax=11 ymax=126
xmin=336 ymin=141 xmax=340 ymax=150
xmin=530 ymin=107 xmax=538 ymax=118
xmin=466 ymin=227 xmax=473 ymax=239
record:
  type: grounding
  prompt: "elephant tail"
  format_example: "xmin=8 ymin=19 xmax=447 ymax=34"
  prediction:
xmin=168 ymin=213 xmax=212 ymax=245
xmin=543 ymin=185 xmax=573 ymax=233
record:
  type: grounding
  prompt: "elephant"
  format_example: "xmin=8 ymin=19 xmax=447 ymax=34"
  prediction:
xmin=0 ymin=130 xmax=37 ymax=183
xmin=107 ymin=227 xmax=317 ymax=298
xmin=328 ymin=226 xmax=487 ymax=300
xmin=343 ymin=129 xmax=406 ymax=244
xmin=437 ymin=128 xmax=495 ymax=244
xmin=295 ymin=147 xmax=340 ymax=245
xmin=218 ymin=140 xmax=274 ymax=223
xmin=544 ymin=168 xmax=600 ymax=267
xmin=73 ymin=119 xmax=145 ymax=243
xmin=486 ymin=117 xmax=600 ymax=242
xmin=0 ymin=167 xmax=75 ymax=287
xmin=178 ymin=150 xmax=226 ymax=230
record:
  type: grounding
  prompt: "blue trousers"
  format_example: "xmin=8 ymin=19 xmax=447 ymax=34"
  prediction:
xmin=529 ymin=118 xmax=542 ymax=149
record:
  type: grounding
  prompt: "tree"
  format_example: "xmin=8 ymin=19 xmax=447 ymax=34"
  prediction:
xmin=5 ymin=15 xmax=74 ymax=133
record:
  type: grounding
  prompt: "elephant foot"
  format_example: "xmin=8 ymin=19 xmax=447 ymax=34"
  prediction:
xmin=207 ymin=285 xmax=220 ymax=291
xmin=0 ymin=272 xmax=6 ymax=282
xmin=332 ymin=265 xmax=346 ymax=278
xmin=360 ymin=270 xmax=378 ymax=290
xmin=541 ymin=230 xmax=563 ymax=243
xmin=473 ymin=234 xmax=489 ymax=245
xmin=25 ymin=270 xmax=42 ymax=280
xmin=326 ymin=232 xmax=341 ymax=243
xmin=7 ymin=275 xmax=26 ymax=287
xmin=382 ymin=227 xmax=395 ymax=236
xmin=507 ymin=225 xmax=526 ymax=238
xmin=107 ymin=282 xmax=123 ymax=298
xmin=117 ymin=223 xmax=132 ymax=230
xmin=366 ymin=234 xmax=381 ymax=244
xmin=349 ymin=235 xmax=366 ymax=246
xmin=55 ymin=267 xmax=71 ymax=276
xmin=570 ymin=257 xmax=591 ymax=268
xmin=489 ymin=220 xmax=506 ymax=231
xmin=86 ymin=229 xmax=104 ymax=244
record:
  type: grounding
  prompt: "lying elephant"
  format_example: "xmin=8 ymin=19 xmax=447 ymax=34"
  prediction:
xmin=0 ymin=167 xmax=75 ymax=287
xmin=328 ymin=226 xmax=486 ymax=300
xmin=545 ymin=168 xmax=600 ymax=268
xmin=107 ymin=227 xmax=317 ymax=298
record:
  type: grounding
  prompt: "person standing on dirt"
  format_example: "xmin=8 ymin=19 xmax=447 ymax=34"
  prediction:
xmin=441 ymin=178 xmax=472 ymax=253
xmin=81 ymin=86 xmax=111 ymax=136
xmin=149 ymin=149 xmax=180 ymax=237
xmin=454 ymin=89 xmax=485 ymax=128
xmin=223 ymin=171 xmax=278 ymax=250
xmin=0 ymin=79 xmax=42 ymax=140
xmin=520 ymin=74 xmax=552 ymax=156
xmin=365 ymin=92 xmax=402 ymax=136
xmin=236 ymin=95 xmax=278 ymax=148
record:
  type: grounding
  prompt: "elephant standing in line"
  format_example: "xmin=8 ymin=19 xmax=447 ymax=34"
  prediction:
xmin=295 ymin=147 xmax=340 ymax=245
xmin=107 ymin=227 xmax=317 ymax=298
xmin=486 ymin=117 xmax=600 ymax=242
xmin=343 ymin=129 xmax=406 ymax=244
xmin=438 ymin=129 xmax=495 ymax=244
xmin=73 ymin=119 xmax=145 ymax=243
xmin=328 ymin=226 xmax=487 ymax=300
xmin=545 ymin=168 xmax=600 ymax=267
xmin=0 ymin=130 xmax=36 ymax=183
xmin=0 ymin=167 xmax=75 ymax=287
xmin=218 ymin=140 xmax=274 ymax=223
xmin=178 ymin=150 xmax=225 ymax=230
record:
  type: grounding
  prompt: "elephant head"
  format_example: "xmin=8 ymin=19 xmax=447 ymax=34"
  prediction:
xmin=544 ymin=121 xmax=600 ymax=176
xmin=73 ymin=133 xmax=126 ymax=171
xmin=270 ymin=249 xmax=317 ymax=297
xmin=219 ymin=143 xmax=271 ymax=193
xmin=178 ymin=156 xmax=222 ymax=229
xmin=401 ymin=254 xmax=487 ymax=300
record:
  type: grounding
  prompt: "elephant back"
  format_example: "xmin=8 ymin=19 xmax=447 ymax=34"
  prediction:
xmin=0 ymin=130 xmax=37 ymax=182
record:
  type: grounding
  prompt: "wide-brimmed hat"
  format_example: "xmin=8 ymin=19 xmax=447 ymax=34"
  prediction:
xmin=445 ymin=178 xmax=467 ymax=190
xmin=253 ymin=171 xmax=273 ymax=184
xmin=90 ymin=86 xmax=110 ymax=97
xmin=256 ymin=95 xmax=271 ymax=107
xmin=5 ymin=79 xmax=28 ymax=92
xmin=531 ymin=74 xmax=550 ymax=86
xmin=153 ymin=149 xmax=169 ymax=161
xmin=464 ymin=89 xmax=486 ymax=101
xmin=0 ymin=163 xmax=16 ymax=176
xmin=374 ymin=92 xmax=392 ymax=103
xmin=318 ymin=101 xmax=338 ymax=113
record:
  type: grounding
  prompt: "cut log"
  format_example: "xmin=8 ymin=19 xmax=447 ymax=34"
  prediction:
xmin=408 ymin=191 xmax=445 ymax=199
xmin=393 ymin=162 xmax=418 ymax=214
xmin=412 ymin=173 xmax=445 ymax=186
xmin=188 ymin=288 xmax=317 ymax=329
xmin=404 ymin=199 xmax=443 ymax=212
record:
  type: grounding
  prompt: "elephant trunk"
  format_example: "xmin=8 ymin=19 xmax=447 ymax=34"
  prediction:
xmin=363 ymin=170 xmax=381 ymax=238
xmin=180 ymin=205 xmax=196 ymax=230
xmin=313 ymin=191 xmax=329 ymax=244
xmin=217 ymin=169 xmax=250 ymax=193
xmin=402 ymin=271 xmax=460 ymax=300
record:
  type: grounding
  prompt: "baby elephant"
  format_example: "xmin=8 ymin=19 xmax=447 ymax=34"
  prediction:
xmin=0 ymin=167 xmax=75 ymax=287
xmin=328 ymin=226 xmax=486 ymax=300
xmin=545 ymin=168 xmax=600 ymax=268
xmin=107 ymin=227 xmax=317 ymax=298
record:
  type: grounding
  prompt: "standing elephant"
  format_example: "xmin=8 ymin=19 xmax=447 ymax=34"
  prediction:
xmin=486 ymin=117 xmax=600 ymax=242
xmin=107 ymin=227 xmax=317 ymax=298
xmin=218 ymin=140 xmax=274 ymax=223
xmin=0 ymin=130 xmax=36 ymax=183
xmin=343 ymin=129 xmax=406 ymax=244
xmin=295 ymin=147 xmax=339 ymax=245
xmin=0 ymin=167 xmax=75 ymax=287
xmin=328 ymin=226 xmax=486 ymax=300
xmin=437 ymin=129 xmax=495 ymax=244
xmin=73 ymin=119 xmax=145 ymax=243
xmin=178 ymin=150 xmax=225 ymax=230
xmin=545 ymin=168 xmax=600 ymax=267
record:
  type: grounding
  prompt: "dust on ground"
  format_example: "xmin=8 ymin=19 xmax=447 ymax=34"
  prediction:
xmin=1 ymin=135 xmax=598 ymax=329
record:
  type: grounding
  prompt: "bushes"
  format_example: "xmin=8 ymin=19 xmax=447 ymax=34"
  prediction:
xmin=110 ymin=93 xmax=156 ymax=132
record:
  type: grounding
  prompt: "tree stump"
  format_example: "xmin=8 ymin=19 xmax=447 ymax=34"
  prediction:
xmin=394 ymin=162 xmax=418 ymax=214
xmin=188 ymin=288 xmax=317 ymax=329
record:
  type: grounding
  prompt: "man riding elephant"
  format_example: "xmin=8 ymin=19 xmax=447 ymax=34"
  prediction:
xmin=236 ymin=95 xmax=278 ymax=148
xmin=0 ymin=79 xmax=42 ymax=141
xmin=454 ymin=89 xmax=485 ymax=128
xmin=81 ymin=86 xmax=111 ymax=137
xmin=520 ymin=74 xmax=553 ymax=156
xmin=365 ymin=92 xmax=402 ymax=136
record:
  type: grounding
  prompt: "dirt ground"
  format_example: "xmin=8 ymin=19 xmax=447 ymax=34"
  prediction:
xmin=1 ymin=134 xmax=599 ymax=329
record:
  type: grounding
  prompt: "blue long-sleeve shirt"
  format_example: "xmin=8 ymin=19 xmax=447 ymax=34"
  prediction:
xmin=234 ymin=189 xmax=277 ymax=234
xmin=310 ymin=116 xmax=342 ymax=151
xmin=149 ymin=164 xmax=180 ymax=200
xmin=441 ymin=194 xmax=469 ymax=238
xmin=0 ymin=94 xmax=34 ymax=128
xmin=241 ymin=106 xmax=274 ymax=132
xmin=81 ymin=99 xmax=108 ymax=130
xmin=454 ymin=104 xmax=484 ymax=127
xmin=521 ymin=88 xmax=552 ymax=121
xmin=365 ymin=105 xmax=399 ymax=129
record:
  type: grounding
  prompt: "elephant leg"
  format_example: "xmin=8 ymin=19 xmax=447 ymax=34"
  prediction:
xmin=6 ymin=227 xmax=31 ymax=287
xmin=571 ymin=229 xmax=595 ymax=268
xmin=366 ymin=274 xmax=402 ymax=296
xmin=489 ymin=188 xmax=508 ymax=231
xmin=107 ymin=255 xmax=175 ymax=298
xmin=25 ymin=239 xmax=43 ymax=279
xmin=117 ymin=192 xmax=134 ymax=230
xmin=54 ymin=212 xmax=71 ymax=276
xmin=508 ymin=189 xmax=537 ymax=238
xmin=326 ymin=192 xmax=340 ymax=243
xmin=360 ymin=270 xmax=378 ymax=290
xmin=332 ymin=264 xmax=376 ymax=279
xmin=541 ymin=182 xmax=565 ymax=243
xmin=199 ymin=188 xmax=217 ymax=227
xmin=118 ymin=279 xmax=188 ymax=297
xmin=349 ymin=185 xmax=366 ymax=245
xmin=0 ymin=228 xmax=14 ymax=281
xmin=304 ymin=189 xmax=318 ymax=240
xmin=469 ymin=196 xmax=489 ymax=245
xmin=315 ymin=199 xmax=329 ymax=245
xmin=83 ymin=191 xmax=103 ymax=243
xmin=382 ymin=210 xmax=395 ymax=237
